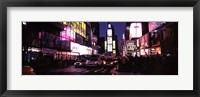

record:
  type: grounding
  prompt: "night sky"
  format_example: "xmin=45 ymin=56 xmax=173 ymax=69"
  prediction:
xmin=99 ymin=22 xmax=126 ymax=45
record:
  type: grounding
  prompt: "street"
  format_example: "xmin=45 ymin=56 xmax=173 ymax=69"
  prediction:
xmin=33 ymin=63 xmax=164 ymax=75
xmin=36 ymin=65 xmax=114 ymax=75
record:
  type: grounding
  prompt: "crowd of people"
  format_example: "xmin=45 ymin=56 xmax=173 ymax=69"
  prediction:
xmin=117 ymin=52 xmax=178 ymax=75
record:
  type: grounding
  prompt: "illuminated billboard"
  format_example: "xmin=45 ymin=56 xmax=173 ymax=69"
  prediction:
xmin=105 ymin=41 xmax=107 ymax=50
xmin=126 ymin=40 xmax=136 ymax=51
xmin=107 ymin=37 xmax=112 ymax=44
xmin=60 ymin=31 xmax=67 ymax=41
xmin=107 ymin=29 xmax=112 ymax=36
xmin=107 ymin=44 xmax=112 ymax=52
xmin=63 ymin=22 xmax=86 ymax=38
xmin=130 ymin=23 xmax=142 ymax=39
xmin=140 ymin=33 xmax=149 ymax=48
xmin=113 ymin=40 xmax=116 ymax=49
xmin=61 ymin=26 xmax=76 ymax=41
xmin=70 ymin=42 xmax=92 ymax=55
xmin=66 ymin=26 xmax=75 ymax=41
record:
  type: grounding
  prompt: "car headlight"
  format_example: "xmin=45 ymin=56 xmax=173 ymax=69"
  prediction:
xmin=103 ymin=61 xmax=106 ymax=64
xmin=110 ymin=62 xmax=113 ymax=64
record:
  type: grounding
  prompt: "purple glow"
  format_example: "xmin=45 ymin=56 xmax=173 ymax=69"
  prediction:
xmin=148 ymin=22 xmax=163 ymax=32
xmin=61 ymin=26 xmax=76 ymax=41
xmin=64 ymin=27 xmax=67 ymax=30
xmin=60 ymin=31 xmax=67 ymax=40
xmin=66 ymin=26 xmax=71 ymax=39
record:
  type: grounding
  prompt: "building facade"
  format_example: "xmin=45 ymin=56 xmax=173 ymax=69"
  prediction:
xmin=22 ymin=22 xmax=98 ymax=66
xmin=122 ymin=22 xmax=178 ymax=57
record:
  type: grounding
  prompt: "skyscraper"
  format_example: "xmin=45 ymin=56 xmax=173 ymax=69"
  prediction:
xmin=105 ymin=22 xmax=117 ymax=55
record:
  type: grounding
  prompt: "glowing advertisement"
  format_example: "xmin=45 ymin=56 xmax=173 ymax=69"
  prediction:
xmin=60 ymin=31 xmax=67 ymax=41
xmin=60 ymin=26 xmax=76 ymax=41
xmin=107 ymin=29 xmax=112 ymax=36
xmin=107 ymin=37 xmax=112 ymax=44
xmin=70 ymin=42 xmax=92 ymax=55
xmin=63 ymin=22 xmax=86 ymax=38
xmin=113 ymin=40 xmax=116 ymax=49
xmin=127 ymin=40 xmax=136 ymax=51
xmin=130 ymin=23 xmax=142 ymax=39
xmin=140 ymin=33 xmax=149 ymax=48
xmin=107 ymin=44 xmax=112 ymax=52
xmin=105 ymin=41 xmax=107 ymax=50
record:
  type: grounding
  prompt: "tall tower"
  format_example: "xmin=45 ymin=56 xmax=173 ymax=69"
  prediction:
xmin=105 ymin=22 xmax=116 ymax=55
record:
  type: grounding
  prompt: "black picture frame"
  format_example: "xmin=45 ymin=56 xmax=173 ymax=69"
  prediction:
xmin=0 ymin=0 xmax=199 ymax=97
